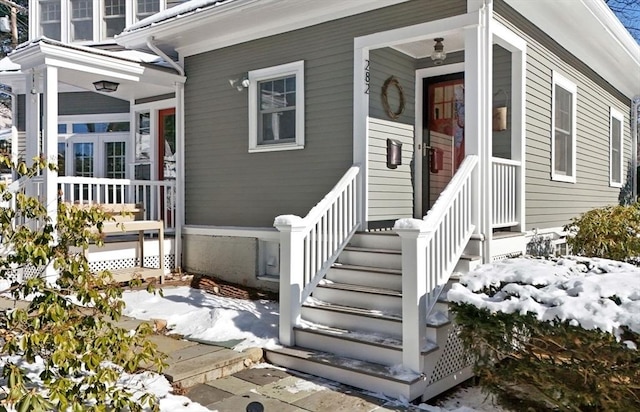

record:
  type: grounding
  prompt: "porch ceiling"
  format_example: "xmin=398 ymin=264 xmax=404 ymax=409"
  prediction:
xmin=6 ymin=38 xmax=185 ymax=100
xmin=392 ymin=32 xmax=465 ymax=59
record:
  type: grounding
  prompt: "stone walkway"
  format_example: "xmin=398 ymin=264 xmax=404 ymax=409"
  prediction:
xmin=184 ymin=365 xmax=423 ymax=412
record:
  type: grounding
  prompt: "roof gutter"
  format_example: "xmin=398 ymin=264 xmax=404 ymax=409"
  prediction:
xmin=146 ymin=36 xmax=184 ymax=76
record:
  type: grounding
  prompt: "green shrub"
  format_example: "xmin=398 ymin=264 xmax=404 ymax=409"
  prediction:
xmin=564 ymin=203 xmax=640 ymax=261
xmin=452 ymin=303 xmax=640 ymax=411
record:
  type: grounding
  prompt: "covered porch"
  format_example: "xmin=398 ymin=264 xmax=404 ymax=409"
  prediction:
xmin=2 ymin=38 xmax=186 ymax=274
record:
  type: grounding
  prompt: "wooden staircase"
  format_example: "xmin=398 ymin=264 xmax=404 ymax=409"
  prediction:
xmin=265 ymin=231 xmax=479 ymax=402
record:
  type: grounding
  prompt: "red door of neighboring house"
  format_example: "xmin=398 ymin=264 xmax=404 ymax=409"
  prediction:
xmin=158 ymin=108 xmax=176 ymax=224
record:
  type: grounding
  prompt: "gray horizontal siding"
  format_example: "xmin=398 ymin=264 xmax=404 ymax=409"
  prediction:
xmin=58 ymin=92 xmax=129 ymax=115
xmin=495 ymin=1 xmax=633 ymax=231
xmin=369 ymin=48 xmax=416 ymax=125
xmin=184 ymin=0 xmax=466 ymax=227
xmin=16 ymin=92 xmax=128 ymax=131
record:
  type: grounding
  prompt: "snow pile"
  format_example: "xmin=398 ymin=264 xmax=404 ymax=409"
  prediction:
xmin=448 ymin=257 xmax=640 ymax=341
xmin=122 ymin=286 xmax=280 ymax=350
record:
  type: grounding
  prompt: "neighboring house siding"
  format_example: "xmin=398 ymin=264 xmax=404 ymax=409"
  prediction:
xmin=184 ymin=0 xmax=466 ymax=227
xmin=17 ymin=92 xmax=128 ymax=131
xmin=58 ymin=92 xmax=129 ymax=115
xmin=368 ymin=47 xmax=416 ymax=224
xmin=495 ymin=1 xmax=633 ymax=231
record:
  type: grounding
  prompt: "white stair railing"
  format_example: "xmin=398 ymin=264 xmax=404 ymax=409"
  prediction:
xmin=275 ymin=166 xmax=360 ymax=346
xmin=491 ymin=157 xmax=520 ymax=228
xmin=395 ymin=155 xmax=478 ymax=372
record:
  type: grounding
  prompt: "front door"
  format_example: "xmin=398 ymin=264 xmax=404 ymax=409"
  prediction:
xmin=422 ymin=73 xmax=464 ymax=216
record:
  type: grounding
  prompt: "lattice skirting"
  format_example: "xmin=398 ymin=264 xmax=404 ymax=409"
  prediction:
xmin=428 ymin=324 xmax=474 ymax=385
xmin=89 ymin=254 xmax=175 ymax=273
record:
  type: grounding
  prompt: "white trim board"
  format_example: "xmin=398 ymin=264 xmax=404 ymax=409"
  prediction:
xmin=183 ymin=225 xmax=280 ymax=242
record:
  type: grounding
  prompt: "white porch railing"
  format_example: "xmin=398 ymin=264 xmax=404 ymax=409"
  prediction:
xmin=395 ymin=155 xmax=478 ymax=372
xmin=57 ymin=176 xmax=176 ymax=231
xmin=274 ymin=166 xmax=360 ymax=346
xmin=491 ymin=157 xmax=520 ymax=228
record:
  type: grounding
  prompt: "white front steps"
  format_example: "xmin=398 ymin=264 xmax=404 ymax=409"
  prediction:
xmin=266 ymin=231 xmax=473 ymax=402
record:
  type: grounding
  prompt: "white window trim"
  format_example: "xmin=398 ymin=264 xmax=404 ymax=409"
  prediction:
xmin=248 ymin=60 xmax=305 ymax=153
xmin=550 ymin=71 xmax=577 ymax=183
xmin=609 ymin=107 xmax=624 ymax=188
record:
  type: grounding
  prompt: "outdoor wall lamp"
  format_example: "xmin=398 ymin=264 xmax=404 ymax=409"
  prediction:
xmin=229 ymin=76 xmax=250 ymax=92
xmin=431 ymin=38 xmax=447 ymax=65
xmin=93 ymin=80 xmax=119 ymax=92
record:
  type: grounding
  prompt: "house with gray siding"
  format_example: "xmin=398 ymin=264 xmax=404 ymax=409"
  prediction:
xmin=2 ymin=0 xmax=640 ymax=402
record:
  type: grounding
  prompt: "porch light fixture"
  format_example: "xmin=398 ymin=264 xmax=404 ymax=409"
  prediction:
xmin=229 ymin=76 xmax=250 ymax=92
xmin=431 ymin=38 xmax=447 ymax=65
xmin=93 ymin=80 xmax=119 ymax=93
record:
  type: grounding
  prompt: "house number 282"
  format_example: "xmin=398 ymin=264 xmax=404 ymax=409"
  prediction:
xmin=364 ymin=59 xmax=370 ymax=94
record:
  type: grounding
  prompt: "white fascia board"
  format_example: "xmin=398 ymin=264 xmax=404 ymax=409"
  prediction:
xmin=118 ymin=0 xmax=411 ymax=57
xmin=503 ymin=0 xmax=640 ymax=98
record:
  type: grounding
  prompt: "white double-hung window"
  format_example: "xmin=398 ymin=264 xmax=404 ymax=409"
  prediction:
xmin=551 ymin=71 xmax=577 ymax=183
xmin=248 ymin=60 xmax=305 ymax=153
xmin=609 ymin=107 xmax=624 ymax=187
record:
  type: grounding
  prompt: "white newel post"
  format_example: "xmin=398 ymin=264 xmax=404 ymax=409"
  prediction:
xmin=395 ymin=223 xmax=429 ymax=373
xmin=274 ymin=215 xmax=306 ymax=347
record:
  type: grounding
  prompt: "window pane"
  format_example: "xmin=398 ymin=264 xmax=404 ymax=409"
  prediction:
xmin=105 ymin=141 xmax=126 ymax=179
xmin=57 ymin=142 xmax=65 ymax=176
xmin=73 ymin=142 xmax=93 ymax=177
xmin=71 ymin=0 xmax=93 ymax=41
xmin=137 ymin=0 xmax=159 ymax=20
xmin=554 ymin=132 xmax=571 ymax=175
xmin=104 ymin=0 xmax=126 ymax=38
xmin=72 ymin=122 xmax=130 ymax=133
xmin=58 ymin=124 xmax=67 ymax=134
xmin=40 ymin=0 xmax=61 ymax=41
xmin=612 ymin=117 xmax=622 ymax=183
xmin=261 ymin=111 xmax=295 ymax=143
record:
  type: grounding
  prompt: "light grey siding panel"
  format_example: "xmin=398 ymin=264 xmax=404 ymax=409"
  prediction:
xmin=495 ymin=1 xmax=633 ymax=231
xmin=58 ymin=92 xmax=129 ymax=115
xmin=367 ymin=118 xmax=414 ymax=224
xmin=184 ymin=0 xmax=466 ymax=227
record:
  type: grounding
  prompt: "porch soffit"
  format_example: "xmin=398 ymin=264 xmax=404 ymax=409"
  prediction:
xmin=7 ymin=38 xmax=185 ymax=100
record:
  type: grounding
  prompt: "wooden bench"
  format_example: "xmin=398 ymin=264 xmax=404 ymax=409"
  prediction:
xmin=66 ymin=203 xmax=165 ymax=284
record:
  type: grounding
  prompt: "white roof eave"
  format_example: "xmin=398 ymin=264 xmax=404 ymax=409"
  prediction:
xmin=503 ymin=0 xmax=640 ymax=99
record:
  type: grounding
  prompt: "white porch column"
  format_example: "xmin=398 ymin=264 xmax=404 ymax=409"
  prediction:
xmin=25 ymin=69 xmax=40 ymax=174
xmin=396 ymin=224 xmax=428 ymax=373
xmin=464 ymin=4 xmax=493 ymax=262
xmin=42 ymin=66 xmax=58 ymax=229
xmin=175 ymin=81 xmax=185 ymax=270
xmin=274 ymin=216 xmax=306 ymax=347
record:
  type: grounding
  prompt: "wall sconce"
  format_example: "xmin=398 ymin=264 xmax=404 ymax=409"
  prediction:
xmin=93 ymin=80 xmax=119 ymax=92
xmin=229 ymin=76 xmax=249 ymax=92
xmin=431 ymin=38 xmax=447 ymax=65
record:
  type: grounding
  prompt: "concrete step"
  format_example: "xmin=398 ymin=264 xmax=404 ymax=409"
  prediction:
xmin=301 ymin=298 xmax=402 ymax=337
xmin=312 ymin=281 xmax=402 ymax=315
xmin=265 ymin=346 xmax=426 ymax=402
xmin=326 ymin=263 xmax=402 ymax=291
xmin=349 ymin=232 xmax=401 ymax=250
xmin=337 ymin=246 xmax=402 ymax=270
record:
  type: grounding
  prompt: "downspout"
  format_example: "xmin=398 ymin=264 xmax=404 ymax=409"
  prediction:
xmin=632 ymin=96 xmax=640 ymax=201
xmin=146 ymin=37 xmax=186 ymax=270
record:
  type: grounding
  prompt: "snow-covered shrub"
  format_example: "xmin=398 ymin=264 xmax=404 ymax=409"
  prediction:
xmin=449 ymin=257 xmax=640 ymax=411
xmin=564 ymin=203 xmax=640 ymax=262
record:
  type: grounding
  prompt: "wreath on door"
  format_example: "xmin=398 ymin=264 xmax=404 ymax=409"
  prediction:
xmin=381 ymin=76 xmax=405 ymax=120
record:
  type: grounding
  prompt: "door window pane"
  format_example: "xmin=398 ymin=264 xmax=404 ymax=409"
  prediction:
xmin=73 ymin=142 xmax=94 ymax=177
xmin=58 ymin=142 xmax=65 ymax=176
xmin=105 ymin=141 xmax=126 ymax=179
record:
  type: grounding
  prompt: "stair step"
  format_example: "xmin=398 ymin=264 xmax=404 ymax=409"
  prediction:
xmin=265 ymin=346 xmax=426 ymax=401
xmin=302 ymin=298 xmax=402 ymax=337
xmin=294 ymin=325 xmax=404 ymax=365
xmin=313 ymin=281 xmax=403 ymax=314
xmin=331 ymin=263 xmax=402 ymax=276
xmin=337 ymin=247 xmax=402 ymax=270
xmin=327 ymin=263 xmax=402 ymax=291
xmin=349 ymin=231 xmax=401 ymax=250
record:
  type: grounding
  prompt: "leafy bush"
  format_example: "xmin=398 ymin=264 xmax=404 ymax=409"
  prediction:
xmin=564 ymin=203 xmax=640 ymax=261
xmin=0 ymin=158 xmax=165 ymax=411
xmin=452 ymin=304 xmax=640 ymax=411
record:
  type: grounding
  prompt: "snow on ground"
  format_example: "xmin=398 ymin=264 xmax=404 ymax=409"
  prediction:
xmin=122 ymin=286 xmax=279 ymax=350
xmin=448 ymin=256 xmax=640 ymax=343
